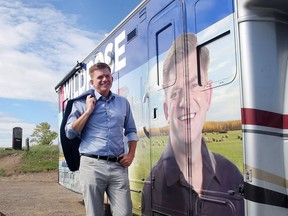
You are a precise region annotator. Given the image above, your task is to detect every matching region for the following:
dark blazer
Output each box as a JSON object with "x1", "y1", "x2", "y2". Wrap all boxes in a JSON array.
[{"x1": 60, "y1": 89, "x2": 95, "y2": 171}]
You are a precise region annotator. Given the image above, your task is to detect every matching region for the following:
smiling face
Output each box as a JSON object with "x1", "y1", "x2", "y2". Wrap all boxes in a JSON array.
[
  {"x1": 163, "y1": 34, "x2": 211, "y2": 157},
  {"x1": 90, "y1": 66, "x2": 113, "y2": 98}
]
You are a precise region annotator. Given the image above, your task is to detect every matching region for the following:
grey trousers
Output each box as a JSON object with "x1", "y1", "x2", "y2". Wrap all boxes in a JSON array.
[{"x1": 79, "y1": 156, "x2": 133, "y2": 216}]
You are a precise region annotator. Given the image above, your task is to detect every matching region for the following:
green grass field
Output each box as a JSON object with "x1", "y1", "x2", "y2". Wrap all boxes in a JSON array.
[
  {"x1": 20, "y1": 145, "x2": 59, "y2": 173},
  {"x1": 205, "y1": 130, "x2": 243, "y2": 172},
  {"x1": 0, "y1": 145, "x2": 58, "y2": 176}
]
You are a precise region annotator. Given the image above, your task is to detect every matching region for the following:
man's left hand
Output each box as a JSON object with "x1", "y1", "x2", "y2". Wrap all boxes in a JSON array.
[{"x1": 119, "y1": 154, "x2": 134, "y2": 168}]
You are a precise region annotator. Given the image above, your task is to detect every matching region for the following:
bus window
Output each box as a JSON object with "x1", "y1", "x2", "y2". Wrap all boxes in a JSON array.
[
  {"x1": 156, "y1": 24, "x2": 176, "y2": 88},
  {"x1": 197, "y1": 31, "x2": 237, "y2": 88}
]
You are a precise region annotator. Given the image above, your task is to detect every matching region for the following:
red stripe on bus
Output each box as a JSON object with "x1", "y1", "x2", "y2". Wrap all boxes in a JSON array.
[{"x1": 241, "y1": 108, "x2": 288, "y2": 129}]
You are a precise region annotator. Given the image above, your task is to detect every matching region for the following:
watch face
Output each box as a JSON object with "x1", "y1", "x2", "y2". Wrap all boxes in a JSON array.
[{"x1": 13, "y1": 127, "x2": 23, "y2": 139}]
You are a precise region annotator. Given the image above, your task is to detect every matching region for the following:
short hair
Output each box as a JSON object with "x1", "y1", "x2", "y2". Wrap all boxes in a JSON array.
[
  {"x1": 162, "y1": 33, "x2": 209, "y2": 87},
  {"x1": 89, "y1": 62, "x2": 111, "y2": 76}
]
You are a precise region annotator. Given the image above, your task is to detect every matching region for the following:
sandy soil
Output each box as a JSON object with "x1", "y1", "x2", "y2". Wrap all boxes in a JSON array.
[{"x1": 0, "y1": 153, "x2": 85, "y2": 216}]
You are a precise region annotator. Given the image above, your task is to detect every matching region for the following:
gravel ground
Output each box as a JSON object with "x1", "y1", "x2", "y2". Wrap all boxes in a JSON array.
[{"x1": 0, "y1": 154, "x2": 85, "y2": 216}]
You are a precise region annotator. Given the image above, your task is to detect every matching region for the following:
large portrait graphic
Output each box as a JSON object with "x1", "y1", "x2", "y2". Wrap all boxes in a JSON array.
[{"x1": 141, "y1": 33, "x2": 244, "y2": 216}]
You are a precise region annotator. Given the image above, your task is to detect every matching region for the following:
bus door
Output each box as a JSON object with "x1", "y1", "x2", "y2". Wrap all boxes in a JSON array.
[
  {"x1": 192, "y1": 0, "x2": 244, "y2": 215},
  {"x1": 143, "y1": 0, "x2": 244, "y2": 215},
  {"x1": 145, "y1": 0, "x2": 187, "y2": 215}
]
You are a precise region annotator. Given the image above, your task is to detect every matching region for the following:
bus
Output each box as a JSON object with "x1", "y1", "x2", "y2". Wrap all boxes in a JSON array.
[{"x1": 55, "y1": 0, "x2": 288, "y2": 215}]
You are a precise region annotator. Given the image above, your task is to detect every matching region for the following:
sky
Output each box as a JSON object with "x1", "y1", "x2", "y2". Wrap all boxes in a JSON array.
[{"x1": 0, "y1": 0, "x2": 143, "y2": 148}]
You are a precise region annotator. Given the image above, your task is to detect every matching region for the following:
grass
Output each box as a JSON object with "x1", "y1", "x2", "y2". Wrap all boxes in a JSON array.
[
  {"x1": 0, "y1": 148, "x2": 19, "y2": 157},
  {"x1": 0, "y1": 145, "x2": 59, "y2": 175},
  {"x1": 0, "y1": 169, "x2": 5, "y2": 176},
  {"x1": 20, "y1": 145, "x2": 59, "y2": 173},
  {"x1": 205, "y1": 130, "x2": 243, "y2": 172}
]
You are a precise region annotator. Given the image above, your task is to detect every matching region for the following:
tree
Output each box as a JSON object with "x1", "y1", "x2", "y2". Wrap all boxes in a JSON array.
[{"x1": 30, "y1": 122, "x2": 58, "y2": 145}]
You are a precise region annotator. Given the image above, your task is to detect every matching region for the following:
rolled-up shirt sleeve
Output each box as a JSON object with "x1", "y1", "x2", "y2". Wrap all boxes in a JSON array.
[
  {"x1": 126, "y1": 132, "x2": 138, "y2": 143},
  {"x1": 65, "y1": 100, "x2": 83, "y2": 139},
  {"x1": 124, "y1": 100, "x2": 139, "y2": 142}
]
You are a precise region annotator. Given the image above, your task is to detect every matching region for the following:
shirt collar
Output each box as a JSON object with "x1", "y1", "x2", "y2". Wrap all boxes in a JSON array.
[
  {"x1": 162, "y1": 139, "x2": 221, "y2": 187},
  {"x1": 94, "y1": 90, "x2": 115, "y2": 101},
  {"x1": 201, "y1": 139, "x2": 221, "y2": 186},
  {"x1": 94, "y1": 90, "x2": 101, "y2": 100}
]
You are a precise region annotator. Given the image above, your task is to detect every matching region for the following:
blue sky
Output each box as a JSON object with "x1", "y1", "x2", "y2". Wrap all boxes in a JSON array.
[{"x1": 0, "y1": 0, "x2": 142, "y2": 147}]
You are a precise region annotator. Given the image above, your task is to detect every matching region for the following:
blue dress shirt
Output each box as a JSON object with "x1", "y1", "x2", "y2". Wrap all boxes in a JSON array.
[{"x1": 65, "y1": 90, "x2": 138, "y2": 157}]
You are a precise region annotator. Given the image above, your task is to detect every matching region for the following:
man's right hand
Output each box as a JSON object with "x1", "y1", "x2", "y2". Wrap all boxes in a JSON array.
[
  {"x1": 71, "y1": 95, "x2": 96, "y2": 132},
  {"x1": 86, "y1": 94, "x2": 96, "y2": 114}
]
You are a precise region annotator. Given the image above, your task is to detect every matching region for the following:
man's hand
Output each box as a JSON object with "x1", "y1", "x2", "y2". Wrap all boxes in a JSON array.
[
  {"x1": 71, "y1": 94, "x2": 96, "y2": 132},
  {"x1": 118, "y1": 141, "x2": 137, "y2": 168},
  {"x1": 119, "y1": 153, "x2": 134, "y2": 168},
  {"x1": 86, "y1": 94, "x2": 96, "y2": 114}
]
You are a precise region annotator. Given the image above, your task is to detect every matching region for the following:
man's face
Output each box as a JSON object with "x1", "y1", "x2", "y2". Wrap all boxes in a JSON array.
[
  {"x1": 164, "y1": 51, "x2": 212, "y2": 150},
  {"x1": 90, "y1": 67, "x2": 113, "y2": 97}
]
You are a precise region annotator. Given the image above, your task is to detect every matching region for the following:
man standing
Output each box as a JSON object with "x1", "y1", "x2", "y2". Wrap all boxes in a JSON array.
[{"x1": 65, "y1": 62, "x2": 138, "y2": 216}]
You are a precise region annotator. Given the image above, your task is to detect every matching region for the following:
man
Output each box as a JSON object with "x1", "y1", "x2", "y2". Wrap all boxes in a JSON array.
[
  {"x1": 142, "y1": 33, "x2": 244, "y2": 215},
  {"x1": 65, "y1": 62, "x2": 138, "y2": 216}
]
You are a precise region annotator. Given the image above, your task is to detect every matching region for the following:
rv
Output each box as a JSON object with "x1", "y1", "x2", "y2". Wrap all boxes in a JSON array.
[{"x1": 55, "y1": 0, "x2": 288, "y2": 215}]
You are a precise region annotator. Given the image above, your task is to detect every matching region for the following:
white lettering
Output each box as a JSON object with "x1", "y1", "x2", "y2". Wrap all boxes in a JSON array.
[
  {"x1": 105, "y1": 43, "x2": 114, "y2": 72},
  {"x1": 86, "y1": 60, "x2": 94, "y2": 89},
  {"x1": 114, "y1": 30, "x2": 126, "y2": 72},
  {"x1": 64, "y1": 80, "x2": 71, "y2": 100},
  {"x1": 63, "y1": 30, "x2": 127, "y2": 100},
  {"x1": 95, "y1": 52, "x2": 104, "y2": 63},
  {"x1": 73, "y1": 74, "x2": 79, "y2": 97},
  {"x1": 78, "y1": 69, "x2": 87, "y2": 94}
]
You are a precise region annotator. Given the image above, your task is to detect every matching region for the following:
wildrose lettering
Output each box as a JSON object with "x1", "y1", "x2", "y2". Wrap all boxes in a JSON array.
[{"x1": 62, "y1": 30, "x2": 127, "y2": 101}]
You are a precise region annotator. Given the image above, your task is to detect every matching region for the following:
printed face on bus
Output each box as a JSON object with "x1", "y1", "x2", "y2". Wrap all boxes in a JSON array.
[
  {"x1": 163, "y1": 50, "x2": 212, "y2": 154},
  {"x1": 90, "y1": 67, "x2": 113, "y2": 98}
]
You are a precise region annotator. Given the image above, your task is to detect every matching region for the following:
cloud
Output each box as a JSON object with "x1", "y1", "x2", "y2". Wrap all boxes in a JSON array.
[
  {"x1": 0, "y1": 0, "x2": 106, "y2": 147},
  {"x1": 0, "y1": 0, "x2": 103, "y2": 103}
]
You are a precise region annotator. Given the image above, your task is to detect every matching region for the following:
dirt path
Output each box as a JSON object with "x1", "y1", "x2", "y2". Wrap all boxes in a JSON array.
[
  {"x1": 0, "y1": 171, "x2": 85, "y2": 216},
  {"x1": 0, "y1": 154, "x2": 85, "y2": 216}
]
